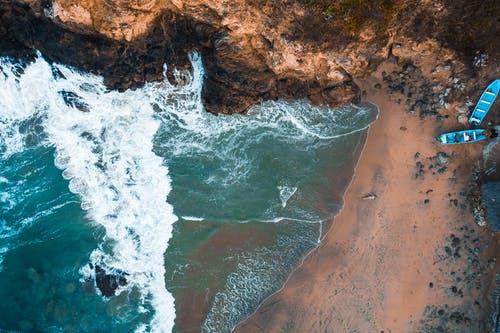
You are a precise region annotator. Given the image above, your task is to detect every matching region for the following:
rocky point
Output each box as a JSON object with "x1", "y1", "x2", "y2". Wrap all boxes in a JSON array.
[{"x1": 2, "y1": 0, "x2": 497, "y2": 114}]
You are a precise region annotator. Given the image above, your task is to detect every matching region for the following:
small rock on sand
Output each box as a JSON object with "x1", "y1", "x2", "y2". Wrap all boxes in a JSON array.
[
  {"x1": 436, "y1": 152, "x2": 449, "y2": 165},
  {"x1": 362, "y1": 193, "x2": 377, "y2": 200}
]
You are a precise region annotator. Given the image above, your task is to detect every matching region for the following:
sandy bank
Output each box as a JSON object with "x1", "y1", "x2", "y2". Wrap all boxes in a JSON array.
[{"x1": 235, "y1": 62, "x2": 500, "y2": 332}]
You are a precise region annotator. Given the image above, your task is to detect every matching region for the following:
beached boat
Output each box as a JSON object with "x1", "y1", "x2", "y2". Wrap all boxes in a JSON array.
[
  {"x1": 469, "y1": 79, "x2": 500, "y2": 126},
  {"x1": 437, "y1": 129, "x2": 489, "y2": 145}
]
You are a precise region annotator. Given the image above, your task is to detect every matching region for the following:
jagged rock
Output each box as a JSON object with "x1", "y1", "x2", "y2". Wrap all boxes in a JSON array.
[
  {"x1": 0, "y1": 0, "x2": 366, "y2": 114},
  {"x1": 59, "y1": 91, "x2": 90, "y2": 112},
  {"x1": 94, "y1": 264, "x2": 128, "y2": 297},
  {"x1": 2, "y1": 0, "x2": 498, "y2": 115}
]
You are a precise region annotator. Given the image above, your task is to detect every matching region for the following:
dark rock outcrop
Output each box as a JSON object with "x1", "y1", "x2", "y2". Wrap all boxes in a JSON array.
[
  {"x1": 0, "y1": 0, "x2": 369, "y2": 114},
  {"x1": 94, "y1": 264, "x2": 128, "y2": 297},
  {"x1": 1, "y1": 0, "x2": 498, "y2": 114}
]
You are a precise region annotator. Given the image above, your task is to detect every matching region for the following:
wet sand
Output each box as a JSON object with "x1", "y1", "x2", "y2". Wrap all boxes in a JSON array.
[{"x1": 235, "y1": 63, "x2": 500, "y2": 332}]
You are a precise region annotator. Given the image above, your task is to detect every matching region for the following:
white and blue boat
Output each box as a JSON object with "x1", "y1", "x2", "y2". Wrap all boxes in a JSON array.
[
  {"x1": 469, "y1": 79, "x2": 500, "y2": 126},
  {"x1": 437, "y1": 129, "x2": 489, "y2": 145}
]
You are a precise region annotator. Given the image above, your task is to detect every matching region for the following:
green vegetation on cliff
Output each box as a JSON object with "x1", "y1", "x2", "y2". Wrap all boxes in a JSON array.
[{"x1": 305, "y1": 0, "x2": 398, "y2": 34}]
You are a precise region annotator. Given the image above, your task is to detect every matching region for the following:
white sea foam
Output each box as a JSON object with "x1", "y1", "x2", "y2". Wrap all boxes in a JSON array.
[
  {"x1": 0, "y1": 57, "x2": 46, "y2": 157},
  {"x1": 0, "y1": 51, "x2": 378, "y2": 332},
  {"x1": 153, "y1": 59, "x2": 377, "y2": 223},
  {"x1": 277, "y1": 185, "x2": 297, "y2": 208},
  {"x1": 0, "y1": 54, "x2": 182, "y2": 332},
  {"x1": 202, "y1": 227, "x2": 318, "y2": 333},
  {"x1": 180, "y1": 216, "x2": 205, "y2": 221}
]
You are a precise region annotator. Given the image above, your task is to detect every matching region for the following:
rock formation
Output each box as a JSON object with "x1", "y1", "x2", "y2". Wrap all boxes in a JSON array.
[
  {"x1": 1, "y1": 0, "x2": 498, "y2": 114},
  {"x1": 93, "y1": 264, "x2": 128, "y2": 297}
]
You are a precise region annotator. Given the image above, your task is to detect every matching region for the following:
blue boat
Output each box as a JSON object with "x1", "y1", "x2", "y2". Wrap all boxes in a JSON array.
[
  {"x1": 437, "y1": 129, "x2": 489, "y2": 145},
  {"x1": 469, "y1": 79, "x2": 500, "y2": 126}
]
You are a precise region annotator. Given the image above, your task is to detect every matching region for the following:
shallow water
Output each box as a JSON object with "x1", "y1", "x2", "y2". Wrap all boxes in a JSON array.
[
  {"x1": 481, "y1": 181, "x2": 500, "y2": 231},
  {"x1": 0, "y1": 53, "x2": 377, "y2": 332}
]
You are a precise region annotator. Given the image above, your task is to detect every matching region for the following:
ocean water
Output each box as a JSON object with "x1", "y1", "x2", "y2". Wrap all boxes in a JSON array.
[{"x1": 0, "y1": 53, "x2": 377, "y2": 332}]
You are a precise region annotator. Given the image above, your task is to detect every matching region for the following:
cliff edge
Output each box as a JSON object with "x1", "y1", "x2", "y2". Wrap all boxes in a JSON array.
[{"x1": 2, "y1": 0, "x2": 497, "y2": 114}]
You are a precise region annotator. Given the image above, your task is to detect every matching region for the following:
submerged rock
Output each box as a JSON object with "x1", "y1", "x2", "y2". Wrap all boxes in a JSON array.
[
  {"x1": 94, "y1": 264, "x2": 128, "y2": 297},
  {"x1": 480, "y1": 181, "x2": 500, "y2": 231},
  {"x1": 59, "y1": 90, "x2": 90, "y2": 112}
]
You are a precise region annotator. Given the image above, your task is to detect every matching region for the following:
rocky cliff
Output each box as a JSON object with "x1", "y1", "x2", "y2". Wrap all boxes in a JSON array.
[{"x1": 2, "y1": 0, "x2": 497, "y2": 114}]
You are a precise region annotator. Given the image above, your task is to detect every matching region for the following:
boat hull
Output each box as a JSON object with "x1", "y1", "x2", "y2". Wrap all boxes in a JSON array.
[
  {"x1": 469, "y1": 79, "x2": 500, "y2": 126},
  {"x1": 438, "y1": 129, "x2": 487, "y2": 145}
]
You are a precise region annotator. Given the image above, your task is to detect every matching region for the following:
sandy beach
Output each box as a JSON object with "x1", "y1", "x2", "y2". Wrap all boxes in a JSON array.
[
  {"x1": 1, "y1": 1, "x2": 499, "y2": 332},
  {"x1": 235, "y1": 61, "x2": 500, "y2": 332}
]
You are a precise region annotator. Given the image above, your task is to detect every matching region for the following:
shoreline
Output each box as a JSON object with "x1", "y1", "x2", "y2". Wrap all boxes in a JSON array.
[
  {"x1": 319, "y1": 101, "x2": 380, "y2": 243},
  {"x1": 235, "y1": 61, "x2": 500, "y2": 332},
  {"x1": 225, "y1": 103, "x2": 377, "y2": 332},
  {"x1": 166, "y1": 101, "x2": 378, "y2": 332},
  {"x1": 0, "y1": 1, "x2": 499, "y2": 331}
]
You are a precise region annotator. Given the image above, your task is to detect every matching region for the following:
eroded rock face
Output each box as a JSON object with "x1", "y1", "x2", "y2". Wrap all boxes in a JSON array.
[
  {"x1": 0, "y1": 0, "x2": 498, "y2": 114},
  {"x1": 0, "y1": 0, "x2": 371, "y2": 113}
]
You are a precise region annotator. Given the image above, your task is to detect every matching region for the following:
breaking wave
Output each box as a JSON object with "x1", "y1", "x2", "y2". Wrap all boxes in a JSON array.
[
  {"x1": 0, "y1": 53, "x2": 180, "y2": 332},
  {"x1": 0, "y1": 51, "x2": 377, "y2": 332}
]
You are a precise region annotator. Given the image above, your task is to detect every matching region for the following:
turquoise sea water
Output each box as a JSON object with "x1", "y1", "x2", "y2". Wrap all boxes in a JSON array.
[{"x1": 0, "y1": 53, "x2": 377, "y2": 332}]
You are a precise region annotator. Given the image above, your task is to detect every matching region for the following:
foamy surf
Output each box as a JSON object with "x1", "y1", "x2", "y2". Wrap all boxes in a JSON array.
[
  {"x1": 278, "y1": 185, "x2": 298, "y2": 208},
  {"x1": 153, "y1": 62, "x2": 378, "y2": 223},
  {"x1": 0, "y1": 54, "x2": 179, "y2": 332},
  {"x1": 151, "y1": 55, "x2": 377, "y2": 332},
  {"x1": 0, "y1": 50, "x2": 378, "y2": 333},
  {"x1": 0, "y1": 58, "x2": 46, "y2": 157}
]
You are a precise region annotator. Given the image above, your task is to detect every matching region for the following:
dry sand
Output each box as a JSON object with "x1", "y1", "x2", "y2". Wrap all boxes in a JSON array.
[{"x1": 235, "y1": 63, "x2": 500, "y2": 333}]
